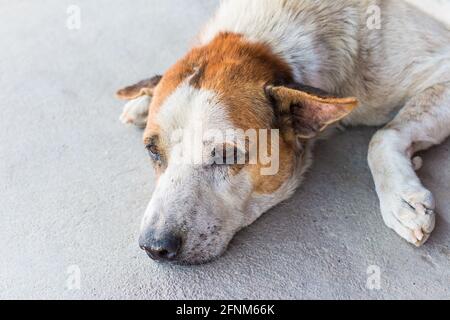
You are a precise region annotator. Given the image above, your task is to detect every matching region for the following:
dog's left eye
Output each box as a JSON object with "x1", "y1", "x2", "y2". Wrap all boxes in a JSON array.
[
  {"x1": 146, "y1": 144, "x2": 161, "y2": 161},
  {"x1": 210, "y1": 147, "x2": 227, "y2": 166},
  {"x1": 211, "y1": 145, "x2": 244, "y2": 166}
]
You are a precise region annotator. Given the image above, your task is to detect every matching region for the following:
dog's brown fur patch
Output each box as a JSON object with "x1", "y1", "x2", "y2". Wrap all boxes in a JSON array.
[
  {"x1": 144, "y1": 33, "x2": 322, "y2": 194},
  {"x1": 116, "y1": 76, "x2": 162, "y2": 100}
]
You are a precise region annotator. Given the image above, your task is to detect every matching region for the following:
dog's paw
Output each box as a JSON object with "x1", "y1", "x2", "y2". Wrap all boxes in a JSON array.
[
  {"x1": 380, "y1": 186, "x2": 436, "y2": 247},
  {"x1": 119, "y1": 95, "x2": 151, "y2": 128}
]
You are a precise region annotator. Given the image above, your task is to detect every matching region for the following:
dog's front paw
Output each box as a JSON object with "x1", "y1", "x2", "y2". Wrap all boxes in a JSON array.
[
  {"x1": 380, "y1": 186, "x2": 436, "y2": 246},
  {"x1": 119, "y1": 95, "x2": 151, "y2": 128}
]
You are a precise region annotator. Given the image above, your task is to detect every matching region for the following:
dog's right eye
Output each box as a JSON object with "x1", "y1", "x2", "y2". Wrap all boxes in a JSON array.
[{"x1": 146, "y1": 144, "x2": 161, "y2": 161}]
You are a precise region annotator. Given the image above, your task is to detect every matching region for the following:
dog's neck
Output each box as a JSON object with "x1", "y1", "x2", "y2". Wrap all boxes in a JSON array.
[{"x1": 199, "y1": 0, "x2": 360, "y2": 93}]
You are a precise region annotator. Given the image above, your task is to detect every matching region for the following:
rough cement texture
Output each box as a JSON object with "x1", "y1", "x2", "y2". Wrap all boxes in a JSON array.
[{"x1": 0, "y1": 0, "x2": 449, "y2": 300}]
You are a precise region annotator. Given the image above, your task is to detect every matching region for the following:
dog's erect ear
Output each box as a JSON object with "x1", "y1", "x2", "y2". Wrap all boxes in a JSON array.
[
  {"x1": 265, "y1": 85, "x2": 358, "y2": 139},
  {"x1": 116, "y1": 75, "x2": 162, "y2": 100}
]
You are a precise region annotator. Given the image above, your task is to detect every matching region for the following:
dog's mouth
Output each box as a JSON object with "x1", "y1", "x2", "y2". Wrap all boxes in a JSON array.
[{"x1": 140, "y1": 248, "x2": 222, "y2": 266}]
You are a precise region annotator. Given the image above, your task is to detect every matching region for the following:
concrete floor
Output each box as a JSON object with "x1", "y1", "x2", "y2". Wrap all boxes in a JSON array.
[{"x1": 1, "y1": 0, "x2": 449, "y2": 300}]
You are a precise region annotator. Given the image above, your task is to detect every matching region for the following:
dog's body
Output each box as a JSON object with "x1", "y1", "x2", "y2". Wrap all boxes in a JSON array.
[{"x1": 118, "y1": 0, "x2": 450, "y2": 264}]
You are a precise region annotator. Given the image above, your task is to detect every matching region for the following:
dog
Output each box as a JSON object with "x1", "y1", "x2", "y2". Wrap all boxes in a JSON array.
[{"x1": 116, "y1": 0, "x2": 450, "y2": 264}]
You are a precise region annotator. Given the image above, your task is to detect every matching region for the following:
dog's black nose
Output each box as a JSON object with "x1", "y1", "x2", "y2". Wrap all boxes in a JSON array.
[{"x1": 139, "y1": 232, "x2": 182, "y2": 262}]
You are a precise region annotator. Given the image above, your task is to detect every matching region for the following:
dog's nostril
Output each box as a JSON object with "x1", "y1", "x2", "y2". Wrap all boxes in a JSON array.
[
  {"x1": 140, "y1": 234, "x2": 182, "y2": 262},
  {"x1": 144, "y1": 247, "x2": 177, "y2": 261}
]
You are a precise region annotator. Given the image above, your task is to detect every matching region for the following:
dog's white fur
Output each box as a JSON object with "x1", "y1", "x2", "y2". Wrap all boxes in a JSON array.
[
  {"x1": 121, "y1": 0, "x2": 450, "y2": 262},
  {"x1": 200, "y1": 0, "x2": 450, "y2": 247},
  {"x1": 140, "y1": 84, "x2": 246, "y2": 260}
]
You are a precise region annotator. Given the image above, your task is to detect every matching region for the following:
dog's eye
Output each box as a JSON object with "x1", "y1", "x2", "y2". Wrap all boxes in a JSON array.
[
  {"x1": 211, "y1": 148, "x2": 225, "y2": 166},
  {"x1": 211, "y1": 145, "x2": 244, "y2": 166},
  {"x1": 146, "y1": 144, "x2": 161, "y2": 161}
]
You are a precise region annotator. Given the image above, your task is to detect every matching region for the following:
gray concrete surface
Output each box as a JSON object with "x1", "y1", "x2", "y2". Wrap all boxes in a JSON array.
[{"x1": 0, "y1": 0, "x2": 449, "y2": 300}]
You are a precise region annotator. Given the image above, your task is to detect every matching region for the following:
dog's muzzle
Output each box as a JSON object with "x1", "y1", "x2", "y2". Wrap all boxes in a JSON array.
[{"x1": 139, "y1": 230, "x2": 182, "y2": 262}]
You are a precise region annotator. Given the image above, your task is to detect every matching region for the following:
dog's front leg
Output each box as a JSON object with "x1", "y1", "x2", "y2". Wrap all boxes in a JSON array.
[
  {"x1": 119, "y1": 95, "x2": 152, "y2": 128},
  {"x1": 116, "y1": 75, "x2": 162, "y2": 128},
  {"x1": 368, "y1": 82, "x2": 450, "y2": 246}
]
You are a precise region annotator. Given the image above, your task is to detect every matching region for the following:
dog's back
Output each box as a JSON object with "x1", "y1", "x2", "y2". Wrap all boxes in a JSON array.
[{"x1": 200, "y1": 0, "x2": 450, "y2": 125}]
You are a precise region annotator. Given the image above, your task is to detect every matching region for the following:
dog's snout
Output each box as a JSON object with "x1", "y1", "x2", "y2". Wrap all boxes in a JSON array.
[{"x1": 139, "y1": 232, "x2": 182, "y2": 262}]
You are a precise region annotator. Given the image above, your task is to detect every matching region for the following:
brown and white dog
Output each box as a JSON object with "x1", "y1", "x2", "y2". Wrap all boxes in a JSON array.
[{"x1": 116, "y1": 0, "x2": 450, "y2": 264}]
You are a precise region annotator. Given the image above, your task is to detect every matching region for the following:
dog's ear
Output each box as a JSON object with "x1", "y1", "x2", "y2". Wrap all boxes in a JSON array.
[
  {"x1": 265, "y1": 84, "x2": 358, "y2": 140},
  {"x1": 116, "y1": 75, "x2": 162, "y2": 100}
]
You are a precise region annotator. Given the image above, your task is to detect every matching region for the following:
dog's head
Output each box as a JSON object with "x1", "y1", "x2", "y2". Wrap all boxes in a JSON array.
[{"x1": 117, "y1": 33, "x2": 357, "y2": 264}]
